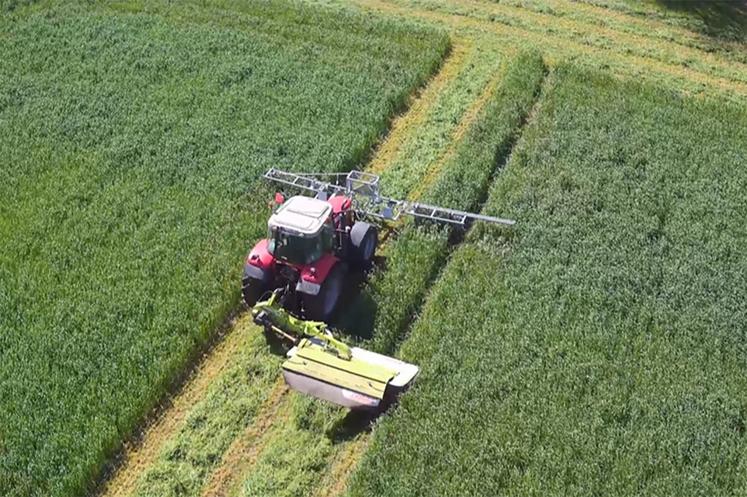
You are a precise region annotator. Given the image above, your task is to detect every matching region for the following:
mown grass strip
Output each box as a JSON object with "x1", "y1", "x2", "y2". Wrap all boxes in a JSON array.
[
  {"x1": 500, "y1": 0, "x2": 747, "y2": 65},
  {"x1": 201, "y1": 381, "x2": 292, "y2": 497},
  {"x1": 415, "y1": 0, "x2": 747, "y2": 85},
  {"x1": 99, "y1": 311, "x2": 246, "y2": 497},
  {"x1": 354, "y1": 0, "x2": 747, "y2": 100},
  {"x1": 578, "y1": 0, "x2": 747, "y2": 43},
  {"x1": 348, "y1": 62, "x2": 747, "y2": 497},
  {"x1": 367, "y1": 37, "x2": 472, "y2": 175},
  {"x1": 126, "y1": 327, "x2": 281, "y2": 497}
]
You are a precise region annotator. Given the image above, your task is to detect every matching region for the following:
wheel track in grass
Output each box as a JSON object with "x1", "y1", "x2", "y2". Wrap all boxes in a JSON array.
[
  {"x1": 311, "y1": 436, "x2": 370, "y2": 497},
  {"x1": 200, "y1": 379, "x2": 291, "y2": 497},
  {"x1": 368, "y1": 38, "x2": 472, "y2": 175},
  {"x1": 353, "y1": 0, "x2": 747, "y2": 99}
]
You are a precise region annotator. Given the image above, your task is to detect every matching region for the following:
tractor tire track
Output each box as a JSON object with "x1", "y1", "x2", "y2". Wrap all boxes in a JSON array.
[{"x1": 201, "y1": 379, "x2": 291, "y2": 497}]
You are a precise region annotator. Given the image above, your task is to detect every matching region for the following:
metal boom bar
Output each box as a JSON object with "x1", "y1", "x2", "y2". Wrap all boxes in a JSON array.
[{"x1": 263, "y1": 168, "x2": 515, "y2": 227}]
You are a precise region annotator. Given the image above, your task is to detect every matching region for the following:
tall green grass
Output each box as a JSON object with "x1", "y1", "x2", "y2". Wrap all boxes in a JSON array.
[
  {"x1": 348, "y1": 64, "x2": 747, "y2": 497},
  {"x1": 0, "y1": 2, "x2": 447, "y2": 496}
]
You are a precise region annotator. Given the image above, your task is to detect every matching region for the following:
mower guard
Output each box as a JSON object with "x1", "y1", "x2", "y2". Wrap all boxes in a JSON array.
[{"x1": 282, "y1": 339, "x2": 419, "y2": 410}]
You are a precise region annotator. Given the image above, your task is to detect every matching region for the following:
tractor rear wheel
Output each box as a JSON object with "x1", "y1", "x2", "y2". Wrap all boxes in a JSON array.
[
  {"x1": 304, "y1": 263, "x2": 346, "y2": 321},
  {"x1": 350, "y1": 222, "x2": 378, "y2": 266}
]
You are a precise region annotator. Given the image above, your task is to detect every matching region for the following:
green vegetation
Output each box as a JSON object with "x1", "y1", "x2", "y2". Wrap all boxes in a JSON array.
[
  {"x1": 348, "y1": 64, "x2": 747, "y2": 497},
  {"x1": 0, "y1": 2, "x2": 447, "y2": 496},
  {"x1": 583, "y1": 0, "x2": 747, "y2": 42},
  {"x1": 352, "y1": 49, "x2": 546, "y2": 356},
  {"x1": 131, "y1": 320, "x2": 280, "y2": 497}
]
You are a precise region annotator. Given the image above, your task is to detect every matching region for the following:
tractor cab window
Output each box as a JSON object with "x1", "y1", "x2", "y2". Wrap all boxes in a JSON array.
[{"x1": 268, "y1": 227, "x2": 324, "y2": 265}]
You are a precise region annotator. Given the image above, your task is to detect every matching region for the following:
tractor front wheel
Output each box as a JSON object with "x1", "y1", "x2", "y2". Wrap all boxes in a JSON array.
[{"x1": 304, "y1": 263, "x2": 346, "y2": 321}]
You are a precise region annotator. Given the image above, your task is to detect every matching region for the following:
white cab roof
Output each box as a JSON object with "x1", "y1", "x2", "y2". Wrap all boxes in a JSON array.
[{"x1": 268, "y1": 195, "x2": 331, "y2": 236}]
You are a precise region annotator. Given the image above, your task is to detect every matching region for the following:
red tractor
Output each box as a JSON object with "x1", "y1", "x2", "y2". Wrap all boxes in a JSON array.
[
  {"x1": 243, "y1": 192, "x2": 377, "y2": 320},
  {"x1": 242, "y1": 168, "x2": 515, "y2": 320}
]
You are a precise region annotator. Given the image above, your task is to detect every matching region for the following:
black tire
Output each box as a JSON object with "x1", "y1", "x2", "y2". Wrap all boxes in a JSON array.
[
  {"x1": 242, "y1": 264, "x2": 269, "y2": 306},
  {"x1": 350, "y1": 222, "x2": 378, "y2": 266},
  {"x1": 304, "y1": 263, "x2": 346, "y2": 321}
]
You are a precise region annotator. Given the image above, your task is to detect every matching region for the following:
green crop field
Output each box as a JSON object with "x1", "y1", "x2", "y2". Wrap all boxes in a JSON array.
[
  {"x1": 4, "y1": 1, "x2": 747, "y2": 497},
  {"x1": 349, "y1": 64, "x2": 747, "y2": 497},
  {"x1": 0, "y1": 2, "x2": 446, "y2": 496}
]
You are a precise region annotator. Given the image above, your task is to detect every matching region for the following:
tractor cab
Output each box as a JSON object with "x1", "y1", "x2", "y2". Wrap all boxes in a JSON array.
[{"x1": 267, "y1": 195, "x2": 334, "y2": 265}]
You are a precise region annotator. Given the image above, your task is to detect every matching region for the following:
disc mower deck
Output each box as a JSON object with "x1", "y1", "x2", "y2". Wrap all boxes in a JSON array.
[{"x1": 283, "y1": 339, "x2": 419, "y2": 410}]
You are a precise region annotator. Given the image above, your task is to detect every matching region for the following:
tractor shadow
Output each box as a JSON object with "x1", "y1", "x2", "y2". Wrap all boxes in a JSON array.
[
  {"x1": 325, "y1": 393, "x2": 405, "y2": 443},
  {"x1": 326, "y1": 409, "x2": 376, "y2": 443},
  {"x1": 327, "y1": 253, "x2": 387, "y2": 341}
]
